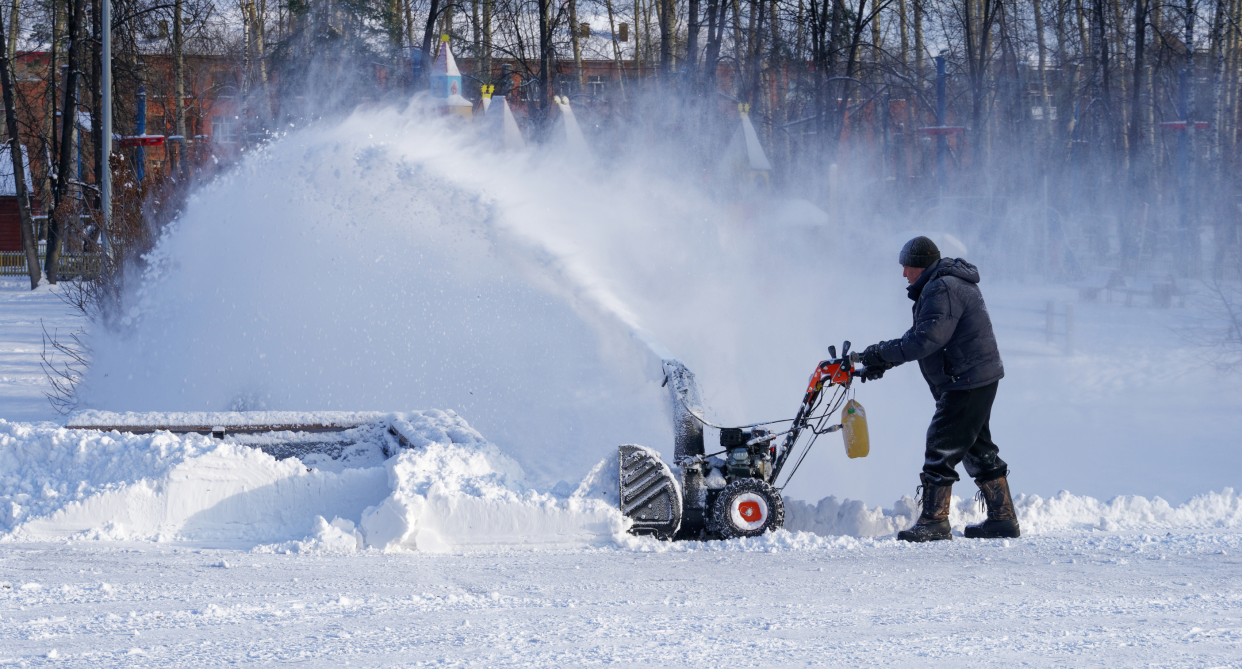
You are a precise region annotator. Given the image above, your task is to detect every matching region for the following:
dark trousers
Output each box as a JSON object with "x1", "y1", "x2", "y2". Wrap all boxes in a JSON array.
[{"x1": 923, "y1": 381, "x2": 1008, "y2": 486}]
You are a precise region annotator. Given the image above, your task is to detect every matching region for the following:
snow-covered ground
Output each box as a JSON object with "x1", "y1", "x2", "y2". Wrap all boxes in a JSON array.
[
  {"x1": 1, "y1": 384, "x2": 1240, "y2": 665},
  {"x1": 3, "y1": 533, "x2": 1241, "y2": 666},
  {"x1": 0, "y1": 279, "x2": 81, "y2": 424}
]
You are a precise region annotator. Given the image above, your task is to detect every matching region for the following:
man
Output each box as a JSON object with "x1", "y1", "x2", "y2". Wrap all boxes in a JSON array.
[{"x1": 859, "y1": 236, "x2": 1020, "y2": 542}]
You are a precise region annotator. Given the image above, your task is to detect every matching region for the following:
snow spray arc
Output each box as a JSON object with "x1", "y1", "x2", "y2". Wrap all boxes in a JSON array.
[{"x1": 80, "y1": 102, "x2": 854, "y2": 494}]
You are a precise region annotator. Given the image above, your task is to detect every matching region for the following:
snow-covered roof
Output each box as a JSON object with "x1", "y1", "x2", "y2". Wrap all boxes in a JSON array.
[
  {"x1": 485, "y1": 95, "x2": 526, "y2": 150},
  {"x1": 739, "y1": 113, "x2": 772, "y2": 172},
  {"x1": 429, "y1": 36, "x2": 471, "y2": 106},
  {"x1": 431, "y1": 36, "x2": 461, "y2": 78},
  {"x1": 0, "y1": 144, "x2": 32, "y2": 197}
]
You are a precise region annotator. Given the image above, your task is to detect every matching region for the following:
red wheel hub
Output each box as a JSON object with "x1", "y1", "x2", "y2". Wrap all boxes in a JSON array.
[{"x1": 738, "y1": 500, "x2": 762, "y2": 521}]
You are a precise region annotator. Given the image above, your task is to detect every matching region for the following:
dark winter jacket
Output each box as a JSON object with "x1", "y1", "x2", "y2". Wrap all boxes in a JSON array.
[{"x1": 876, "y1": 258, "x2": 1004, "y2": 398}]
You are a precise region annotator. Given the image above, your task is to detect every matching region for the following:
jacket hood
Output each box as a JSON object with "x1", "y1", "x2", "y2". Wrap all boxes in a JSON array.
[
  {"x1": 907, "y1": 258, "x2": 980, "y2": 300},
  {"x1": 935, "y1": 257, "x2": 980, "y2": 283}
]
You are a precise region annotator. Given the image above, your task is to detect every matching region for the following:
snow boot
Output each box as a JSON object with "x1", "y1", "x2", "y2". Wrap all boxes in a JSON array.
[
  {"x1": 897, "y1": 474, "x2": 953, "y2": 542},
  {"x1": 964, "y1": 475, "x2": 1021, "y2": 539}
]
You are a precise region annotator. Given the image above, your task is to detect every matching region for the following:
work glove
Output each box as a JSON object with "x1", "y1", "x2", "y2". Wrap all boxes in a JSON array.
[
  {"x1": 859, "y1": 344, "x2": 886, "y2": 369},
  {"x1": 860, "y1": 364, "x2": 888, "y2": 383}
]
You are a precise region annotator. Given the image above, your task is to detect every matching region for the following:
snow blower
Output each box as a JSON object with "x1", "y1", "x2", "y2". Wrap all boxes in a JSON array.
[{"x1": 620, "y1": 342, "x2": 873, "y2": 541}]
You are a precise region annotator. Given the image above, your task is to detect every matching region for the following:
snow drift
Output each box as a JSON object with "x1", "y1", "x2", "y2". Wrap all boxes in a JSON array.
[
  {"x1": 0, "y1": 412, "x2": 627, "y2": 551},
  {"x1": 3, "y1": 413, "x2": 1239, "y2": 550},
  {"x1": 783, "y1": 488, "x2": 1242, "y2": 537}
]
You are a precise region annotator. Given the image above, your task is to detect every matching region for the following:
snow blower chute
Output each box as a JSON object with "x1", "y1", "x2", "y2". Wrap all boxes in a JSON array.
[{"x1": 620, "y1": 342, "x2": 873, "y2": 540}]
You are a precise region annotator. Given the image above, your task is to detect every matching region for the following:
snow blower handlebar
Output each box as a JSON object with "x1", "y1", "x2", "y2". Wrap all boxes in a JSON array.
[
  {"x1": 801, "y1": 345, "x2": 861, "y2": 401},
  {"x1": 769, "y1": 341, "x2": 866, "y2": 485}
]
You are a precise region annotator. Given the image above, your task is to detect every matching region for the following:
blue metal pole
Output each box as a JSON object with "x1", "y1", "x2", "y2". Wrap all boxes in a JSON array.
[
  {"x1": 136, "y1": 86, "x2": 146, "y2": 183},
  {"x1": 935, "y1": 56, "x2": 947, "y2": 198},
  {"x1": 101, "y1": 0, "x2": 111, "y2": 256}
]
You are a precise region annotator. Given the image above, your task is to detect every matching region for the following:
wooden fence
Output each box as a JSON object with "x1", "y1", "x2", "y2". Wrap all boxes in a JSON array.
[{"x1": 0, "y1": 251, "x2": 102, "y2": 279}]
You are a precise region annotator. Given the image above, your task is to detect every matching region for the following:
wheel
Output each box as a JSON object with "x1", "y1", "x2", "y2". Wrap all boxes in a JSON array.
[{"x1": 708, "y1": 479, "x2": 784, "y2": 539}]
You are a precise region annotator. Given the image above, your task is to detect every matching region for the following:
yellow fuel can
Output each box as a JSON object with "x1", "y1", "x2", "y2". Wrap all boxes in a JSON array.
[{"x1": 841, "y1": 398, "x2": 870, "y2": 459}]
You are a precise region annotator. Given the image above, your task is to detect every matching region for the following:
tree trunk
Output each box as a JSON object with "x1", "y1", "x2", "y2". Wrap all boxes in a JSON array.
[
  {"x1": 823, "y1": 0, "x2": 844, "y2": 139},
  {"x1": 688, "y1": 0, "x2": 701, "y2": 76},
  {"x1": 914, "y1": 0, "x2": 922, "y2": 84},
  {"x1": 795, "y1": 0, "x2": 805, "y2": 62},
  {"x1": 1034, "y1": 0, "x2": 1049, "y2": 140},
  {"x1": 50, "y1": 0, "x2": 87, "y2": 284},
  {"x1": 570, "y1": 0, "x2": 583, "y2": 89},
  {"x1": 648, "y1": 0, "x2": 658, "y2": 77},
  {"x1": 250, "y1": 1, "x2": 269, "y2": 112},
  {"x1": 471, "y1": 0, "x2": 479, "y2": 61},
  {"x1": 481, "y1": 0, "x2": 491, "y2": 82},
  {"x1": 1210, "y1": 0, "x2": 1227, "y2": 276},
  {"x1": 242, "y1": 1, "x2": 252, "y2": 131},
  {"x1": 0, "y1": 11, "x2": 38, "y2": 288},
  {"x1": 703, "y1": 0, "x2": 723, "y2": 88},
  {"x1": 1053, "y1": 0, "x2": 1069, "y2": 149},
  {"x1": 419, "y1": 0, "x2": 442, "y2": 88},
  {"x1": 1210, "y1": 0, "x2": 1226, "y2": 170},
  {"x1": 605, "y1": 0, "x2": 627, "y2": 99},
  {"x1": 770, "y1": 0, "x2": 780, "y2": 83},
  {"x1": 871, "y1": 0, "x2": 881, "y2": 64},
  {"x1": 1094, "y1": 0, "x2": 1111, "y2": 157},
  {"x1": 44, "y1": 0, "x2": 60, "y2": 243},
  {"x1": 834, "y1": 0, "x2": 870, "y2": 148},
  {"x1": 174, "y1": 0, "x2": 187, "y2": 176},
  {"x1": 745, "y1": 0, "x2": 767, "y2": 104},
  {"x1": 732, "y1": 0, "x2": 744, "y2": 66},
  {"x1": 1228, "y1": 0, "x2": 1241, "y2": 171},
  {"x1": 898, "y1": 0, "x2": 907, "y2": 68},
  {"x1": 659, "y1": 0, "x2": 673, "y2": 75},
  {"x1": 6, "y1": 0, "x2": 16, "y2": 62},
  {"x1": 403, "y1": 0, "x2": 414, "y2": 51},
  {"x1": 1128, "y1": 0, "x2": 1147, "y2": 185},
  {"x1": 635, "y1": 0, "x2": 643, "y2": 77},
  {"x1": 1075, "y1": 0, "x2": 1090, "y2": 60},
  {"x1": 1182, "y1": 0, "x2": 1199, "y2": 276},
  {"x1": 90, "y1": 0, "x2": 100, "y2": 210},
  {"x1": 744, "y1": 0, "x2": 757, "y2": 98},
  {"x1": 539, "y1": 0, "x2": 550, "y2": 114},
  {"x1": 1111, "y1": 0, "x2": 1129, "y2": 156}
]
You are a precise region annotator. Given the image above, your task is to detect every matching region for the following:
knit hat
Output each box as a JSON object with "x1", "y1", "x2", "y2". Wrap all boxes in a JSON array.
[{"x1": 899, "y1": 236, "x2": 941, "y2": 268}]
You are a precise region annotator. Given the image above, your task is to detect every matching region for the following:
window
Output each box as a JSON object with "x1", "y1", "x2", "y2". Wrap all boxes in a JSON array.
[
  {"x1": 211, "y1": 115, "x2": 238, "y2": 143},
  {"x1": 1031, "y1": 104, "x2": 1057, "y2": 121},
  {"x1": 211, "y1": 70, "x2": 239, "y2": 95},
  {"x1": 587, "y1": 75, "x2": 607, "y2": 97}
]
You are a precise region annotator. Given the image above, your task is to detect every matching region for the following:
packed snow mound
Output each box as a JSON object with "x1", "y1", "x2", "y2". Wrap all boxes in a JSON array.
[
  {"x1": 253, "y1": 516, "x2": 366, "y2": 554},
  {"x1": 1012, "y1": 488, "x2": 1242, "y2": 533},
  {"x1": 783, "y1": 488, "x2": 1242, "y2": 537},
  {"x1": 0, "y1": 421, "x2": 389, "y2": 542},
  {"x1": 0, "y1": 412, "x2": 628, "y2": 550},
  {"x1": 359, "y1": 444, "x2": 625, "y2": 552}
]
